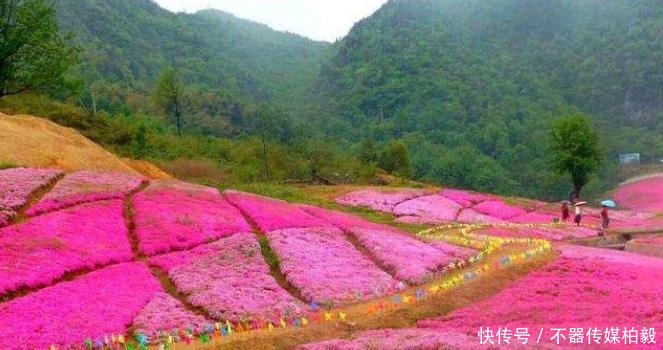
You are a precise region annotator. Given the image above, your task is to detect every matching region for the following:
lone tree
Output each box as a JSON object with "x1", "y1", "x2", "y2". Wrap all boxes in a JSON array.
[
  {"x1": 0, "y1": 0, "x2": 77, "y2": 98},
  {"x1": 550, "y1": 115, "x2": 602, "y2": 197},
  {"x1": 154, "y1": 68, "x2": 185, "y2": 136}
]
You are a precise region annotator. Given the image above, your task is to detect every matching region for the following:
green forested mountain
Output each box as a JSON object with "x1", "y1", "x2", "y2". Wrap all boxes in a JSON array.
[
  {"x1": 54, "y1": 0, "x2": 331, "y2": 135},
  {"x1": 39, "y1": 0, "x2": 663, "y2": 199},
  {"x1": 319, "y1": 0, "x2": 663, "y2": 198}
]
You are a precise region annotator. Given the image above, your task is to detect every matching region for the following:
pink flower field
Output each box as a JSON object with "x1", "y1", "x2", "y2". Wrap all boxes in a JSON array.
[
  {"x1": 26, "y1": 170, "x2": 144, "y2": 216},
  {"x1": 335, "y1": 188, "x2": 430, "y2": 213},
  {"x1": 472, "y1": 200, "x2": 528, "y2": 220},
  {"x1": 348, "y1": 227, "x2": 460, "y2": 284},
  {"x1": 224, "y1": 190, "x2": 327, "y2": 232},
  {"x1": 392, "y1": 194, "x2": 462, "y2": 224},
  {"x1": 0, "y1": 263, "x2": 161, "y2": 350},
  {"x1": 419, "y1": 245, "x2": 663, "y2": 345},
  {"x1": 298, "y1": 204, "x2": 471, "y2": 284},
  {"x1": 614, "y1": 175, "x2": 663, "y2": 212},
  {"x1": 266, "y1": 226, "x2": 397, "y2": 304},
  {"x1": 132, "y1": 292, "x2": 211, "y2": 338},
  {"x1": 149, "y1": 233, "x2": 303, "y2": 322},
  {"x1": 0, "y1": 200, "x2": 132, "y2": 296},
  {"x1": 439, "y1": 188, "x2": 496, "y2": 207},
  {"x1": 133, "y1": 181, "x2": 251, "y2": 255},
  {"x1": 2, "y1": 167, "x2": 662, "y2": 349},
  {"x1": 0, "y1": 168, "x2": 62, "y2": 226}
]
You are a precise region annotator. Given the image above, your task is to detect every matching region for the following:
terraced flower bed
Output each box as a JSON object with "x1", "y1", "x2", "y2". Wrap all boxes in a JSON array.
[
  {"x1": 266, "y1": 226, "x2": 397, "y2": 304},
  {"x1": 149, "y1": 233, "x2": 303, "y2": 322},
  {"x1": 0, "y1": 200, "x2": 132, "y2": 296},
  {"x1": 224, "y1": 190, "x2": 326, "y2": 232},
  {"x1": 26, "y1": 170, "x2": 144, "y2": 216},
  {"x1": 614, "y1": 175, "x2": 663, "y2": 212},
  {"x1": 0, "y1": 168, "x2": 62, "y2": 226},
  {"x1": 133, "y1": 181, "x2": 251, "y2": 255},
  {"x1": 132, "y1": 292, "x2": 211, "y2": 338},
  {"x1": 335, "y1": 188, "x2": 430, "y2": 213},
  {"x1": 299, "y1": 205, "x2": 473, "y2": 284},
  {"x1": 392, "y1": 194, "x2": 462, "y2": 224},
  {"x1": 0, "y1": 263, "x2": 161, "y2": 350},
  {"x1": 419, "y1": 245, "x2": 663, "y2": 340}
]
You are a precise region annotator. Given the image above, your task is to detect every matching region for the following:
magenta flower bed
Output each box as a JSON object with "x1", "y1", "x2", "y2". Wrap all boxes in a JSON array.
[
  {"x1": 348, "y1": 227, "x2": 457, "y2": 284},
  {"x1": 428, "y1": 241, "x2": 477, "y2": 261},
  {"x1": 0, "y1": 168, "x2": 62, "y2": 226},
  {"x1": 335, "y1": 188, "x2": 429, "y2": 213},
  {"x1": 298, "y1": 328, "x2": 483, "y2": 350},
  {"x1": 419, "y1": 245, "x2": 663, "y2": 337},
  {"x1": 299, "y1": 204, "x2": 461, "y2": 284},
  {"x1": 392, "y1": 195, "x2": 462, "y2": 224},
  {"x1": 508, "y1": 211, "x2": 558, "y2": 224},
  {"x1": 134, "y1": 181, "x2": 251, "y2": 255},
  {"x1": 456, "y1": 208, "x2": 504, "y2": 224},
  {"x1": 26, "y1": 170, "x2": 144, "y2": 216},
  {"x1": 224, "y1": 190, "x2": 326, "y2": 232},
  {"x1": 132, "y1": 292, "x2": 211, "y2": 337},
  {"x1": 149, "y1": 233, "x2": 302, "y2": 322},
  {"x1": 439, "y1": 188, "x2": 495, "y2": 207},
  {"x1": 0, "y1": 200, "x2": 132, "y2": 296},
  {"x1": 298, "y1": 204, "x2": 385, "y2": 231},
  {"x1": 0, "y1": 262, "x2": 161, "y2": 350},
  {"x1": 614, "y1": 175, "x2": 663, "y2": 212},
  {"x1": 472, "y1": 200, "x2": 528, "y2": 220},
  {"x1": 266, "y1": 227, "x2": 397, "y2": 304}
]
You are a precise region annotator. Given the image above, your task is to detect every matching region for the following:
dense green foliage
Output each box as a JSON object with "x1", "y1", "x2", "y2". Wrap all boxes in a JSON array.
[
  {"x1": 320, "y1": 0, "x2": 663, "y2": 199},
  {"x1": 5, "y1": 0, "x2": 662, "y2": 200},
  {"x1": 550, "y1": 116, "x2": 603, "y2": 195},
  {"x1": 0, "y1": 0, "x2": 77, "y2": 98}
]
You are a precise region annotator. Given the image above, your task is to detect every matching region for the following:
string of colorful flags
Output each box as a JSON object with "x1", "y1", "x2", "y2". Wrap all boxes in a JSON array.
[{"x1": 59, "y1": 223, "x2": 553, "y2": 350}]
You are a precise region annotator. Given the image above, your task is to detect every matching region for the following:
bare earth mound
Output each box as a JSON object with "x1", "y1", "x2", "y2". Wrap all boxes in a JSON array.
[{"x1": 0, "y1": 113, "x2": 167, "y2": 178}]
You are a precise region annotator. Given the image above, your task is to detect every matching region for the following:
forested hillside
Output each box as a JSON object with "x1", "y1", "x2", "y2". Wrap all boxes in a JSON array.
[
  {"x1": 319, "y1": 0, "x2": 663, "y2": 198},
  {"x1": 55, "y1": 0, "x2": 331, "y2": 136},
  {"x1": 27, "y1": 0, "x2": 663, "y2": 200}
]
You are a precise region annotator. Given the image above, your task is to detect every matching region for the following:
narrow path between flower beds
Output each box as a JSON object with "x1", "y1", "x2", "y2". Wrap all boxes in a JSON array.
[
  {"x1": 196, "y1": 240, "x2": 557, "y2": 350},
  {"x1": 10, "y1": 172, "x2": 64, "y2": 225},
  {"x1": 223, "y1": 194, "x2": 310, "y2": 304},
  {"x1": 342, "y1": 230, "x2": 406, "y2": 285},
  {"x1": 122, "y1": 183, "x2": 216, "y2": 321},
  {"x1": 123, "y1": 181, "x2": 150, "y2": 260}
]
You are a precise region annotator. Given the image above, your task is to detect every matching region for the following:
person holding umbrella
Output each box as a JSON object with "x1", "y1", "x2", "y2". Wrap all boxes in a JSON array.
[
  {"x1": 599, "y1": 199, "x2": 616, "y2": 235},
  {"x1": 573, "y1": 201, "x2": 587, "y2": 226}
]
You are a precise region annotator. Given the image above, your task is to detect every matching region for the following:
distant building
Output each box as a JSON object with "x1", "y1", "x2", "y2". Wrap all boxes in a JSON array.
[{"x1": 619, "y1": 153, "x2": 640, "y2": 165}]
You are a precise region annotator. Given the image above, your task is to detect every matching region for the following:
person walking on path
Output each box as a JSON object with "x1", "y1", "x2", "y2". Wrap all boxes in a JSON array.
[
  {"x1": 573, "y1": 202, "x2": 583, "y2": 226},
  {"x1": 561, "y1": 201, "x2": 570, "y2": 222},
  {"x1": 600, "y1": 205, "x2": 610, "y2": 235}
]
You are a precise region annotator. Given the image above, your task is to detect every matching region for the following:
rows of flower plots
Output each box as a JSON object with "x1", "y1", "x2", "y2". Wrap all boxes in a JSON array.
[
  {"x1": 26, "y1": 170, "x2": 145, "y2": 216},
  {"x1": 0, "y1": 263, "x2": 162, "y2": 350},
  {"x1": 0, "y1": 168, "x2": 62, "y2": 226},
  {"x1": 149, "y1": 232, "x2": 303, "y2": 323},
  {"x1": 298, "y1": 204, "x2": 476, "y2": 284},
  {"x1": 336, "y1": 187, "x2": 663, "y2": 238},
  {"x1": 299, "y1": 245, "x2": 663, "y2": 349},
  {"x1": 133, "y1": 181, "x2": 251, "y2": 255},
  {"x1": 0, "y1": 200, "x2": 132, "y2": 296}
]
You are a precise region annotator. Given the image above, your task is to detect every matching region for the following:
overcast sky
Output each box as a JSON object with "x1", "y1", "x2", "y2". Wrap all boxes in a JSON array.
[{"x1": 154, "y1": 0, "x2": 389, "y2": 42}]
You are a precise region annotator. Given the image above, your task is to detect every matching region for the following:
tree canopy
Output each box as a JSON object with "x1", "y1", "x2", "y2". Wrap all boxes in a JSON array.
[
  {"x1": 550, "y1": 115, "x2": 602, "y2": 195},
  {"x1": 0, "y1": 0, "x2": 77, "y2": 98}
]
